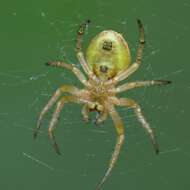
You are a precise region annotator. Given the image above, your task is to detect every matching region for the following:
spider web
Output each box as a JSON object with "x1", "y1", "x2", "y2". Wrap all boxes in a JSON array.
[{"x1": 0, "y1": 5, "x2": 189, "y2": 190}]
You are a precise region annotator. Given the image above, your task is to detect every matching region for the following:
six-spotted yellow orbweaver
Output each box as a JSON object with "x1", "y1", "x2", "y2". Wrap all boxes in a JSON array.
[{"x1": 33, "y1": 19, "x2": 171, "y2": 190}]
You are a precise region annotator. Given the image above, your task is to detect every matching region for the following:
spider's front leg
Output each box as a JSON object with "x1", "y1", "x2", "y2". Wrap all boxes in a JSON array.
[
  {"x1": 96, "y1": 104, "x2": 125, "y2": 190},
  {"x1": 48, "y1": 96, "x2": 80, "y2": 155},
  {"x1": 115, "y1": 97, "x2": 159, "y2": 154},
  {"x1": 34, "y1": 85, "x2": 79, "y2": 139}
]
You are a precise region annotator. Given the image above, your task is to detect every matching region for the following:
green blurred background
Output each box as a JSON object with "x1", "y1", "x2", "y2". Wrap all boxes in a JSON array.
[{"x1": 0, "y1": 0, "x2": 189, "y2": 189}]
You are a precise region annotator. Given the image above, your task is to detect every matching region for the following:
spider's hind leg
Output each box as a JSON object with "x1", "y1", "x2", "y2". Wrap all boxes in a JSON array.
[
  {"x1": 76, "y1": 19, "x2": 91, "y2": 51},
  {"x1": 76, "y1": 20, "x2": 98, "y2": 82}
]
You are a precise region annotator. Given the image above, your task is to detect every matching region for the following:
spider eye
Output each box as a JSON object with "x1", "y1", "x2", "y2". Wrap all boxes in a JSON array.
[
  {"x1": 102, "y1": 40, "x2": 112, "y2": 51},
  {"x1": 100, "y1": 65, "x2": 108, "y2": 73}
]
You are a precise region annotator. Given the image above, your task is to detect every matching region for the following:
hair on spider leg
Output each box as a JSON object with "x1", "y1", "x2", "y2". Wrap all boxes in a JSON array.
[
  {"x1": 45, "y1": 62, "x2": 51, "y2": 66},
  {"x1": 78, "y1": 19, "x2": 91, "y2": 35},
  {"x1": 86, "y1": 19, "x2": 91, "y2": 24},
  {"x1": 45, "y1": 61, "x2": 61, "y2": 67},
  {"x1": 155, "y1": 80, "x2": 172, "y2": 85},
  {"x1": 153, "y1": 80, "x2": 172, "y2": 86},
  {"x1": 45, "y1": 61, "x2": 60, "y2": 67},
  {"x1": 137, "y1": 18, "x2": 143, "y2": 28},
  {"x1": 136, "y1": 18, "x2": 146, "y2": 44}
]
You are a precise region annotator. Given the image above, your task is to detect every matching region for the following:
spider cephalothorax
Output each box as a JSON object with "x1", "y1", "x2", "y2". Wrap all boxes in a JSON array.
[{"x1": 34, "y1": 19, "x2": 171, "y2": 190}]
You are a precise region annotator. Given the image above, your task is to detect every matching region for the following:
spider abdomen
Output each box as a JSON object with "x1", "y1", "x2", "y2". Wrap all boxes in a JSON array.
[{"x1": 86, "y1": 30, "x2": 131, "y2": 80}]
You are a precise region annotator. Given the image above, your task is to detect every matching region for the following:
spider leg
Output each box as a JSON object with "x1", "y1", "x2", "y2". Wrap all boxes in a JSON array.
[
  {"x1": 34, "y1": 89, "x2": 61, "y2": 139},
  {"x1": 48, "y1": 96, "x2": 79, "y2": 155},
  {"x1": 46, "y1": 61, "x2": 89, "y2": 87},
  {"x1": 105, "y1": 19, "x2": 145, "y2": 85},
  {"x1": 34, "y1": 85, "x2": 79, "y2": 139},
  {"x1": 76, "y1": 19, "x2": 91, "y2": 53},
  {"x1": 135, "y1": 19, "x2": 145, "y2": 67},
  {"x1": 115, "y1": 97, "x2": 159, "y2": 154},
  {"x1": 81, "y1": 104, "x2": 90, "y2": 123},
  {"x1": 76, "y1": 20, "x2": 98, "y2": 82},
  {"x1": 96, "y1": 105, "x2": 125, "y2": 190},
  {"x1": 113, "y1": 80, "x2": 171, "y2": 93},
  {"x1": 48, "y1": 99, "x2": 64, "y2": 155},
  {"x1": 94, "y1": 110, "x2": 108, "y2": 125}
]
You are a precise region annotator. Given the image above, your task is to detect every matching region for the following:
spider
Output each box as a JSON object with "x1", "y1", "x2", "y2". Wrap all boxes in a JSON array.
[{"x1": 33, "y1": 19, "x2": 171, "y2": 190}]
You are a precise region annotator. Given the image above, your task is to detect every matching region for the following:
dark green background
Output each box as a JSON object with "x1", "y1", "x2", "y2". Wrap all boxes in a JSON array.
[{"x1": 0, "y1": 0, "x2": 189, "y2": 190}]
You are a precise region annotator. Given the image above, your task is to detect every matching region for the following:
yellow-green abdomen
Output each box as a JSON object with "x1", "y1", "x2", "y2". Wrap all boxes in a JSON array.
[{"x1": 86, "y1": 30, "x2": 131, "y2": 80}]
